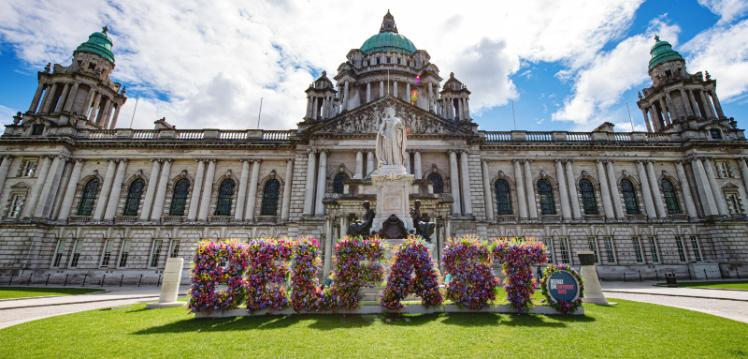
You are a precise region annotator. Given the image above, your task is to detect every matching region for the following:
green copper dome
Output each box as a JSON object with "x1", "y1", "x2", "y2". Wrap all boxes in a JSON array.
[
  {"x1": 361, "y1": 10, "x2": 416, "y2": 55},
  {"x1": 74, "y1": 27, "x2": 115, "y2": 64},
  {"x1": 648, "y1": 36, "x2": 682, "y2": 70}
]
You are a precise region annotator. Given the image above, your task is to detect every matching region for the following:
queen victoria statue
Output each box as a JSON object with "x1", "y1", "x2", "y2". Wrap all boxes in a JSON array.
[{"x1": 375, "y1": 106, "x2": 407, "y2": 168}]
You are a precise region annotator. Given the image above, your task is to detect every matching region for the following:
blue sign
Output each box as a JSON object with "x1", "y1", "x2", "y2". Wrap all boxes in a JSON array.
[{"x1": 547, "y1": 270, "x2": 580, "y2": 303}]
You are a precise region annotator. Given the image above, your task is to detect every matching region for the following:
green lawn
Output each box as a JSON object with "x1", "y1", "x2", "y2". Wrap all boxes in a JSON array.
[
  {"x1": 675, "y1": 281, "x2": 748, "y2": 291},
  {"x1": 0, "y1": 298, "x2": 746, "y2": 358},
  {"x1": 0, "y1": 287, "x2": 102, "y2": 300}
]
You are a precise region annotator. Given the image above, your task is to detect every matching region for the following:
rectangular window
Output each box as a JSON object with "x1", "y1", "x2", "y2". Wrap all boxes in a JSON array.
[
  {"x1": 149, "y1": 240, "x2": 163, "y2": 268},
  {"x1": 31, "y1": 124, "x2": 45, "y2": 136},
  {"x1": 51, "y1": 239, "x2": 65, "y2": 268},
  {"x1": 587, "y1": 237, "x2": 599, "y2": 263},
  {"x1": 18, "y1": 159, "x2": 37, "y2": 177},
  {"x1": 69, "y1": 240, "x2": 81, "y2": 268},
  {"x1": 558, "y1": 237, "x2": 571, "y2": 264},
  {"x1": 632, "y1": 236, "x2": 644, "y2": 263},
  {"x1": 603, "y1": 236, "x2": 617, "y2": 264},
  {"x1": 674, "y1": 236, "x2": 687, "y2": 262},
  {"x1": 100, "y1": 240, "x2": 114, "y2": 268},
  {"x1": 168, "y1": 240, "x2": 181, "y2": 258},
  {"x1": 716, "y1": 161, "x2": 733, "y2": 178},
  {"x1": 724, "y1": 191, "x2": 745, "y2": 215},
  {"x1": 690, "y1": 235, "x2": 703, "y2": 262},
  {"x1": 8, "y1": 194, "x2": 25, "y2": 218},
  {"x1": 647, "y1": 236, "x2": 660, "y2": 264},
  {"x1": 543, "y1": 238, "x2": 555, "y2": 263},
  {"x1": 118, "y1": 240, "x2": 130, "y2": 268}
]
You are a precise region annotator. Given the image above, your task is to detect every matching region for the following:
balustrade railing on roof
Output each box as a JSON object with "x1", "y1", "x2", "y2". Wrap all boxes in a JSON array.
[
  {"x1": 176, "y1": 130, "x2": 205, "y2": 140},
  {"x1": 526, "y1": 132, "x2": 553, "y2": 141},
  {"x1": 567, "y1": 132, "x2": 592, "y2": 141},
  {"x1": 262, "y1": 130, "x2": 293, "y2": 141},
  {"x1": 481, "y1": 130, "x2": 678, "y2": 143}
]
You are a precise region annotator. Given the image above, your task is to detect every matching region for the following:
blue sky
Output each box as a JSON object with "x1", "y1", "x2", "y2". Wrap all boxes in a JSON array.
[{"x1": 0, "y1": 0, "x2": 746, "y2": 132}]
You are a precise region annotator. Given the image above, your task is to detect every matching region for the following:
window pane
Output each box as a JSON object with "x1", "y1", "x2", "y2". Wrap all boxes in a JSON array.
[
  {"x1": 214, "y1": 179, "x2": 235, "y2": 216},
  {"x1": 332, "y1": 173, "x2": 347, "y2": 194},
  {"x1": 428, "y1": 173, "x2": 444, "y2": 194},
  {"x1": 123, "y1": 179, "x2": 145, "y2": 216},
  {"x1": 537, "y1": 179, "x2": 555, "y2": 215},
  {"x1": 260, "y1": 179, "x2": 281, "y2": 216},
  {"x1": 661, "y1": 179, "x2": 681, "y2": 214},
  {"x1": 77, "y1": 178, "x2": 99, "y2": 216},
  {"x1": 169, "y1": 179, "x2": 190, "y2": 216},
  {"x1": 494, "y1": 179, "x2": 512, "y2": 215},
  {"x1": 579, "y1": 179, "x2": 598, "y2": 214},
  {"x1": 621, "y1": 179, "x2": 639, "y2": 214}
]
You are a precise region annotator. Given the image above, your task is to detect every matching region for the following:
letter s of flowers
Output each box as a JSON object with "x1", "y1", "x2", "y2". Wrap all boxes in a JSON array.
[{"x1": 189, "y1": 240, "x2": 248, "y2": 313}]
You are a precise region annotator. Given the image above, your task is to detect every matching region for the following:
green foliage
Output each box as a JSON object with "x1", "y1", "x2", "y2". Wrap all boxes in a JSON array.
[{"x1": 0, "y1": 287, "x2": 101, "y2": 299}]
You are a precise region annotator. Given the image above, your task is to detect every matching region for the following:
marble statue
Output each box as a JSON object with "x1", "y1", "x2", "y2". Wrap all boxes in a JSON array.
[{"x1": 375, "y1": 106, "x2": 407, "y2": 167}]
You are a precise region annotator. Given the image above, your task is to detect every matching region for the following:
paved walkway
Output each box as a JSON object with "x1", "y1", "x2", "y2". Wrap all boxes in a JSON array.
[
  {"x1": 0, "y1": 286, "x2": 169, "y2": 329},
  {"x1": 602, "y1": 281, "x2": 748, "y2": 324}
]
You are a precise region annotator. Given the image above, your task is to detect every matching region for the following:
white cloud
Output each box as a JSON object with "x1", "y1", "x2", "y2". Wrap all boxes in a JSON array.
[
  {"x1": 552, "y1": 19, "x2": 680, "y2": 129},
  {"x1": 698, "y1": 0, "x2": 748, "y2": 24},
  {"x1": 0, "y1": 0, "x2": 643, "y2": 129},
  {"x1": 683, "y1": 18, "x2": 748, "y2": 102}
]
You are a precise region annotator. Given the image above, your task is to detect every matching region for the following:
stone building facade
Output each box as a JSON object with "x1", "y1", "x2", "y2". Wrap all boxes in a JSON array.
[{"x1": 1, "y1": 13, "x2": 747, "y2": 284}]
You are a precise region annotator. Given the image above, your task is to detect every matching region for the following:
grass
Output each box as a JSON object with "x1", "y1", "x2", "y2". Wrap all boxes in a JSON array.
[
  {"x1": 0, "y1": 298, "x2": 746, "y2": 358},
  {"x1": 0, "y1": 287, "x2": 102, "y2": 300},
  {"x1": 675, "y1": 280, "x2": 748, "y2": 291}
]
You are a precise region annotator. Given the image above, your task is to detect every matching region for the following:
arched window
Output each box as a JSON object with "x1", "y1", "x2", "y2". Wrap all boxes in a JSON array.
[
  {"x1": 537, "y1": 179, "x2": 555, "y2": 215},
  {"x1": 621, "y1": 179, "x2": 640, "y2": 214},
  {"x1": 77, "y1": 178, "x2": 99, "y2": 216},
  {"x1": 261, "y1": 179, "x2": 281, "y2": 216},
  {"x1": 214, "y1": 179, "x2": 235, "y2": 216},
  {"x1": 332, "y1": 172, "x2": 348, "y2": 194},
  {"x1": 123, "y1": 179, "x2": 145, "y2": 216},
  {"x1": 169, "y1": 179, "x2": 190, "y2": 216},
  {"x1": 661, "y1": 179, "x2": 681, "y2": 214},
  {"x1": 579, "y1": 179, "x2": 598, "y2": 215},
  {"x1": 428, "y1": 173, "x2": 444, "y2": 194},
  {"x1": 494, "y1": 179, "x2": 512, "y2": 215}
]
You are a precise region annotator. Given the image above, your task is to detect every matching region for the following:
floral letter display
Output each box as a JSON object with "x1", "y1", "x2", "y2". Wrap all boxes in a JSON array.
[
  {"x1": 381, "y1": 238, "x2": 443, "y2": 311},
  {"x1": 246, "y1": 238, "x2": 294, "y2": 312},
  {"x1": 189, "y1": 240, "x2": 248, "y2": 313},
  {"x1": 443, "y1": 237, "x2": 499, "y2": 309},
  {"x1": 290, "y1": 237, "x2": 324, "y2": 312},
  {"x1": 493, "y1": 239, "x2": 548, "y2": 312},
  {"x1": 324, "y1": 236, "x2": 385, "y2": 310}
]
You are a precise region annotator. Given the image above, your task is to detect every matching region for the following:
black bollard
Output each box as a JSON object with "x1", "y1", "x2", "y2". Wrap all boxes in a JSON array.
[
  {"x1": 63, "y1": 274, "x2": 69, "y2": 286},
  {"x1": 27, "y1": 273, "x2": 32, "y2": 285},
  {"x1": 45, "y1": 274, "x2": 51, "y2": 286},
  {"x1": 100, "y1": 274, "x2": 106, "y2": 287},
  {"x1": 638, "y1": 270, "x2": 642, "y2": 281},
  {"x1": 8, "y1": 272, "x2": 13, "y2": 286},
  {"x1": 82, "y1": 273, "x2": 88, "y2": 287},
  {"x1": 120, "y1": 274, "x2": 124, "y2": 287},
  {"x1": 137, "y1": 274, "x2": 143, "y2": 287},
  {"x1": 703, "y1": 268, "x2": 708, "y2": 280},
  {"x1": 156, "y1": 274, "x2": 162, "y2": 287}
]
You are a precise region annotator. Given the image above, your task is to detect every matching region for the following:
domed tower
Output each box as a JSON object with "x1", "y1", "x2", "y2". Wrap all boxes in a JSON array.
[
  {"x1": 304, "y1": 71, "x2": 337, "y2": 121},
  {"x1": 439, "y1": 72, "x2": 471, "y2": 121},
  {"x1": 22, "y1": 27, "x2": 127, "y2": 132},
  {"x1": 637, "y1": 36, "x2": 726, "y2": 133}
]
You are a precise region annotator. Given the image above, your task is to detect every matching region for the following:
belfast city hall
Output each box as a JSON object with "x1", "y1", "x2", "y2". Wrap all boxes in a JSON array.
[{"x1": 0, "y1": 11, "x2": 746, "y2": 284}]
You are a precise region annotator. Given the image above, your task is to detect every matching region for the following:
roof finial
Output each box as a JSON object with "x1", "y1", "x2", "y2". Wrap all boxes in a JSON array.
[
  {"x1": 654, "y1": 35, "x2": 660, "y2": 42},
  {"x1": 102, "y1": 25, "x2": 109, "y2": 34},
  {"x1": 380, "y1": 10, "x2": 398, "y2": 33}
]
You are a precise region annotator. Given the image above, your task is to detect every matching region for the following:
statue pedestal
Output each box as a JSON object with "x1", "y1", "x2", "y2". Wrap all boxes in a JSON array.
[{"x1": 372, "y1": 165, "x2": 414, "y2": 234}]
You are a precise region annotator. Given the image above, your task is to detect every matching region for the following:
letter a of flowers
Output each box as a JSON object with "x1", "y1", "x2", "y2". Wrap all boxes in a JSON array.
[
  {"x1": 443, "y1": 236, "x2": 498, "y2": 310},
  {"x1": 493, "y1": 239, "x2": 548, "y2": 312},
  {"x1": 381, "y1": 237, "x2": 443, "y2": 311},
  {"x1": 323, "y1": 236, "x2": 385, "y2": 310},
  {"x1": 246, "y1": 238, "x2": 293, "y2": 312},
  {"x1": 189, "y1": 240, "x2": 248, "y2": 313},
  {"x1": 290, "y1": 237, "x2": 323, "y2": 312}
]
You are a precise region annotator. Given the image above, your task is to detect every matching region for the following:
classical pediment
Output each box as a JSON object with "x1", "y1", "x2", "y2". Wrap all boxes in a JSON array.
[{"x1": 302, "y1": 96, "x2": 476, "y2": 137}]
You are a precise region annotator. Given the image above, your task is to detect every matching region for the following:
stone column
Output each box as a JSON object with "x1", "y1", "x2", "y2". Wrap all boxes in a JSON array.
[
  {"x1": 57, "y1": 159, "x2": 84, "y2": 221},
  {"x1": 565, "y1": 161, "x2": 582, "y2": 219},
  {"x1": 710, "y1": 91, "x2": 724, "y2": 118},
  {"x1": 605, "y1": 161, "x2": 624, "y2": 219},
  {"x1": 691, "y1": 158, "x2": 718, "y2": 216},
  {"x1": 314, "y1": 151, "x2": 327, "y2": 216},
  {"x1": 323, "y1": 216, "x2": 333, "y2": 278},
  {"x1": 187, "y1": 160, "x2": 206, "y2": 221},
  {"x1": 406, "y1": 82, "x2": 411, "y2": 102},
  {"x1": 665, "y1": 92, "x2": 679, "y2": 119},
  {"x1": 343, "y1": 81, "x2": 350, "y2": 111},
  {"x1": 688, "y1": 90, "x2": 702, "y2": 118},
  {"x1": 140, "y1": 160, "x2": 161, "y2": 221},
  {"x1": 93, "y1": 160, "x2": 116, "y2": 221},
  {"x1": 62, "y1": 83, "x2": 79, "y2": 112},
  {"x1": 414, "y1": 151, "x2": 422, "y2": 180},
  {"x1": 21, "y1": 156, "x2": 52, "y2": 218},
  {"x1": 366, "y1": 152, "x2": 375, "y2": 177},
  {"x1": 379, "y1": 80, "x2": 384, "y2": 97},
  {"x1": 366, "y1": 82, "x2": 371, "y2": 103},
  {"x1": 459, "y1": 151, "x2": 473, "y2": 215},
  {"x1": 54, "y1": 83, "x2": 70, "y2": 113},
  {"x1": 699, "y1": 91, "x2": 715, "y2": 119},
  {"x1": 354, "y1": 151, "x2": 363, "y2": 179},
  {"x1": 595, "y1": 160, "x2": 615, "y2": 219},
  {"x1": 658, "y1": 97, "x2": 671, "y2": 125},
  {"x1": 393, "y1": 80, "x2": 398, "y2": 98},
  {"x1": 303, "y1": 151, "x2": 316, "y2": 215},
  {"x1": 648, "y1": 107, "x2": 659, "y2": 131},
  {"x1": 641, "y1": 108, "x2": 652, "y2": 132},
  {"x1": 556, "y1": 160, "x2": 571, "y2": 220},
  {"x1": 404, "y1": 151, "x2": 412, "y2": 174},
  {"x1": 198, "y1": 160, "x2": 216, "y2": 221},
  {"x1": 738, "y1": 158, "x2": 748, "y2": 205},
  {"x1": 104, "y1": 159, "x2": 128, "y2": 220},
  {"x1": 34, "y1": 155, "x2": 64, "y2": 218},
  {"x1": 99, "y1": 98, "x2": 113, "y2": 127},
  {"x1": 150, "y1": 159, "x2": 172, "y2": 221},
  {"x1": 513, "y1": 160, "x2": 528, "y2": 219},
  {"x1": 704, "y1": 159, "x2": 728, "y2": 216},
  {"x1": 312, "y1": 98, "x2": 318, "y2": 120},
  {"x1": 481, "y1": 160, "x2": 495, "y2": 221},
  {"x1": 680, "y1": 89, "x2": 693, "y2": 116},
  {"x1": 635, "y1": 161, "x2": 657, "y2": 219},
  {"x1": 28, "y1": 84, "x2": 44, "y2": 113},
  {"x1": 88, "y1": 93, "x2": 102, "y2": 122},
  {"x1": 524, "y1": 161, "x2": 538, "y2": 219},
  {"x1": 0, "y1": 156, "x2": 12, "y2": 199},
  {"x1": 281, "y1": 159, "x2": 293, "y2": 221},
  {"x1": 234, "y1": 160, "x2": 250, "y2": 221},
  {"x1": 427, "y1": 82, "x2": 434, "y2": 111},
  {"x1": 245, "y1": 160, "x2": 261, "y2": 221},
  {"x1": 41, "y1": 83, "x2": 58, "y2": 113},
  {"x1": 448, "y1": 151, "x2": 462, "y2": 215},
  {"x1": 646, "y1": 161, "x2": 667, "y2": 218},
  {"x1": 109, "y1": 103, "x2": 121, "y2": 129},
  {"x1": 675, "y1": 161, "x2": 699, "y2": 219}
]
